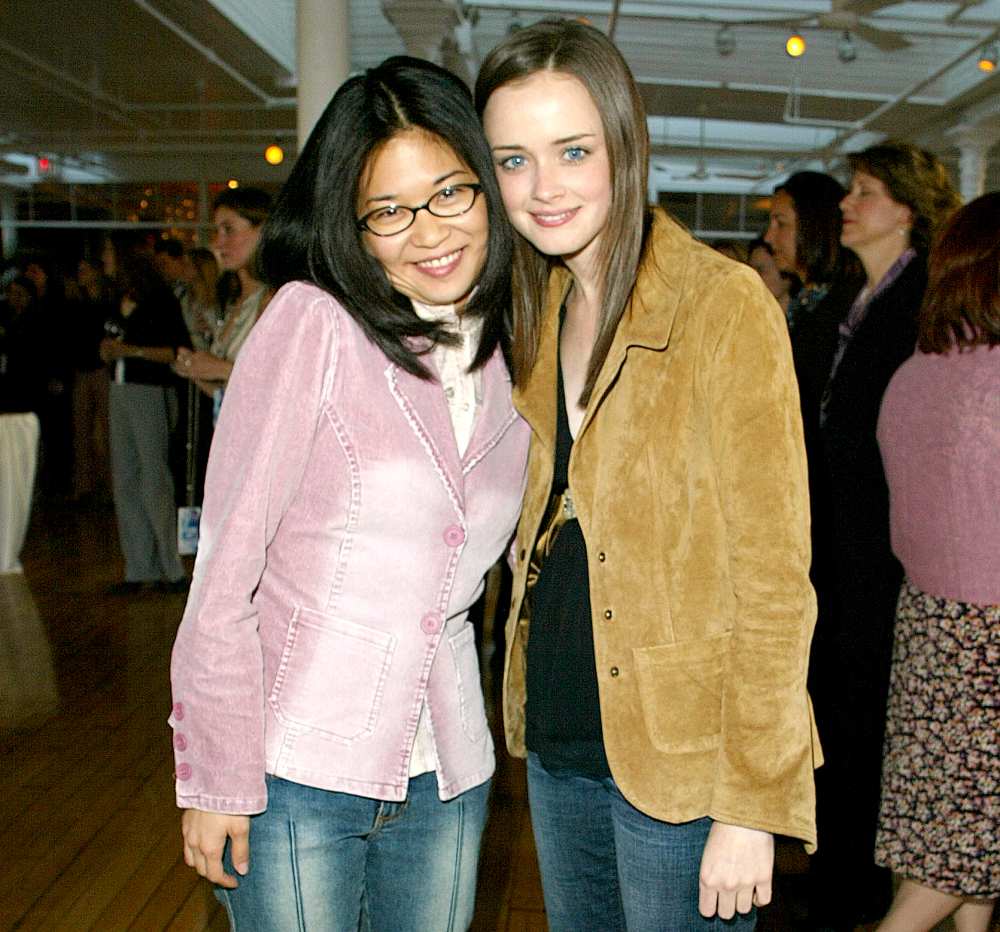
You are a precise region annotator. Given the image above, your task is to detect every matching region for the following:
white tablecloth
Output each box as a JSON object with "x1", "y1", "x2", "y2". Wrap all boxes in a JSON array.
[{"x1": 0, "y1": 412, "x2": 39, "y2": 573}]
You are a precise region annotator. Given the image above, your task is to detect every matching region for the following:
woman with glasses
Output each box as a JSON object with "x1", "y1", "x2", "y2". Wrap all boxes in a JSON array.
[{"x1": 169, "y1": 56, "x2": 528, "y2": 930}]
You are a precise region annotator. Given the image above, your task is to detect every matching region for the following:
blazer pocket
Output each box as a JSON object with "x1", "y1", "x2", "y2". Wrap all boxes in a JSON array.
[
  {"x1": 448, "y1": 625, "x2": 488, "y2": 743},
  {"x1": 633, "y1": 633, "x2": 729, "y2": 754},
  {"x1": 269, "y1": 606, "x2": 396, "y2": 743}
]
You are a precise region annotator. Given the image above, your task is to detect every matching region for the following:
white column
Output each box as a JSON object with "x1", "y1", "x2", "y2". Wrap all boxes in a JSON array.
[
  {"x1": 958, "y1": 141, "x2": 989, "y2": 202},
  {"x1": 1, "y1": 189, "x2": 17, "y2": 260},
  {"x1": 297, "y1": 0, "x2": 350, "y2": 150},
  {"x1": 949, "y1": 124, "x2": 1000, "y2": 202}
]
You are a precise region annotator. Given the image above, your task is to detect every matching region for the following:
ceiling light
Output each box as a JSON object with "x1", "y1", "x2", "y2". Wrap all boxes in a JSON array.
[
  {"x1": 785, "y1": 33, "x2": 806, "y2": 58},
  {"x1": 264, "y1": 142, "x2": 284, "y2": 166},
  {"x1": 715, "y1": 24, "x2": 736, "y2": 57},
  {"x1": 837, "y1": 31, "x2": 857, "y2": 64},
  {"x1": 227, "y1": 179, "x2": 239, "y2": 189},
  {"x1": 977, "y1": 43, "x2": 998, "y2": 72}
]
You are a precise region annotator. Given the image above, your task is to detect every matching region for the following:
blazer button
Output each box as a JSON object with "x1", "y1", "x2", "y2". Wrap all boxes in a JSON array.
[
  {"x1": 598, "y1": 551, "x2": 606, "y2": 562},
  {"x1": 172, "y1": 702, "x2": 185, "y2": 722},
  {"x1": 603, "y1": 608, "x2": 613, "y2": 620},
  {"x1": 610, "y1": 666, "x2": 620, "y2": 677},
  {"x1": 420, "y1": 612, "x2": 442, "y2": 635},
  {"x1": 175, "y1": 763, "x2": 192, "y2": 781},
  {"x1": 174, "y1": 733, "x2": 188, "y2": 752},
  {"x1": 443, "y1": 524, "x2": 466, "y2": 547}
]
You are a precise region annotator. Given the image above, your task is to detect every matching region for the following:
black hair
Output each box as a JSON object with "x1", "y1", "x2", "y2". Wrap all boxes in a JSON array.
[
  {"x1": 258, "y1": 56, "x2": 512, "y2": 379},
  {"x1": 775, "y1": 171, "x2": 851, "y2": 286},
  {"x1": 154, "y1": 237, "x2": 185, "y2": 259}
]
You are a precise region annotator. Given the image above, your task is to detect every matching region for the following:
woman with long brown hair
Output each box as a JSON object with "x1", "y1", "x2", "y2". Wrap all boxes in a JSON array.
[{"x1": 477, "y1": 19, "x2": 818, "y2": 929}]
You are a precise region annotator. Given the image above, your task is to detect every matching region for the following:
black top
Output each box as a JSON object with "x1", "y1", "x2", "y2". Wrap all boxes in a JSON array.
[
  {"x1": 0, "y1": 306, "x2": 46, "y2": 414},
  {"x1": 524, "y1": 351, "x2": 611, "y2": 778},
  {"x1": 105, "y1": 285, "x2": 190, "y2": 386}
]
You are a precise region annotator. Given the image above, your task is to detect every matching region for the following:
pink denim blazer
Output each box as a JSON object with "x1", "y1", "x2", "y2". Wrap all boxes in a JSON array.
[{"x1": 169, "y1": 281, "x2": 529, "y2": 814}]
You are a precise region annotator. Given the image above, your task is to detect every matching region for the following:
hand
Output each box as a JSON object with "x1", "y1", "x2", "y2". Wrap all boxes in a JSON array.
[
  {"x1": 181, "y1": 808, "x2": 251, "y2": 889},
  {"x1": 174, "y1": 348, "x2": 229, "y2": 383},
  {"x1": 698, "y1": 822, "x2": 774, "y2": 920}
]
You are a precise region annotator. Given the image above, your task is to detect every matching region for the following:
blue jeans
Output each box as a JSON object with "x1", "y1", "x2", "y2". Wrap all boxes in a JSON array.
[
  {"x1": 527, "y1": 752, "x2": 756, "y2": 931},
  {"x1": 217, "y1": 772, "x2": 490, "y2": 931}
]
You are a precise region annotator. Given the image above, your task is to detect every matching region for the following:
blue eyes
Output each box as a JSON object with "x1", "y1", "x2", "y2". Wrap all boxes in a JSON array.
[
  {"x1": 499, "y1": 154, "x2": 526, "y2": 171},
  {"x1": 497, "y1": 147, "x2": 590, "y2": 171}
]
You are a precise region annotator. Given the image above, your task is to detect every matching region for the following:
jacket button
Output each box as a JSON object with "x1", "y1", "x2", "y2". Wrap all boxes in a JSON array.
[
  {"x1": 172, "y1": 702, "x2": 185, "y2": 721},
  {"x1": 443, "y1": 525, "x2": 466, "y2": 547},
  {"x1": 174, "y1": 733, "x2": 188, "y2": 752},
  {"x1": 603, "y1": 609, "x2": 613, "y2": 620},
  {"x1": 176, "y1": 763, "x2": 192, "y2": 781},
  {"x1": 420, "y1": 612, "x2": 442, "y2": 635},
  {"x1": 598, "y1": 551, "x2": 606, "y2": 562},
  {"x1": 610, "y1": 666, "x2": 620, "y2": 677}
]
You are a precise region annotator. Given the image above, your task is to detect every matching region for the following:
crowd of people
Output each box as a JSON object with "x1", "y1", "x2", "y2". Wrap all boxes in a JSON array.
[
  {"x1": 0, "y1": 186, "x2": 273, "y2": 585},
  {"x1": 2, "y1": 17, "x2": 996, "y2": 931}
]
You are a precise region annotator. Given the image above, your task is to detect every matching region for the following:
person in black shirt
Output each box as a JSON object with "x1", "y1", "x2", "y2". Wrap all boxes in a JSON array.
[{"x1": 100, "y1": 253, "x2": 191, "y2": 593}]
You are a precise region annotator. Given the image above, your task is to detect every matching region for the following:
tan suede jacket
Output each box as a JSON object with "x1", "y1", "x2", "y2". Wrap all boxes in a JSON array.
[{"x1": 504, "y1": 210, "x2": 821, "y2": 850}]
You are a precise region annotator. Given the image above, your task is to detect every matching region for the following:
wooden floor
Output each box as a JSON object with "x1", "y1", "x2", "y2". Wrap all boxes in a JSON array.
[{"x1": 1, "y1": 500, "x2": 994, "y2": 930}]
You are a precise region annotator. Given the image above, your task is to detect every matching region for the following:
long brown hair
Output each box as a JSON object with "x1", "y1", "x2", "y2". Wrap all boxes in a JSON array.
[
  {"x1": 918, "y1": 191, "x2": 1000, "y2": 354},
  {"x1": 475, "y1": 19, "x2": 652, "y2": 404}
]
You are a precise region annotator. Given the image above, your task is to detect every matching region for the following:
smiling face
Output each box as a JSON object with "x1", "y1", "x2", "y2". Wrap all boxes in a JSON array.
[
  {"x1": 840, "y1": 170, "x2": 912, "y2": 257},
  {"x1": 764, "y1": 189, "x2": 800, "y2": 278},
  {"x1": 482, "y1": 70, "x2": 612, "y2": 279},
  {"x1": 358, "y1": 128, "x2": 488, "y2": 310},
  {"x1": 213, "y1": 206, "x2": 261, "y2": 273}
]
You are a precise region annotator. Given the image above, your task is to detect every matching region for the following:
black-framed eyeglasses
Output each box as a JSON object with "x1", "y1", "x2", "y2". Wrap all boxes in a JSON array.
[{"x1": 357, "y1": 183, "x2": 483, "y2": 237}]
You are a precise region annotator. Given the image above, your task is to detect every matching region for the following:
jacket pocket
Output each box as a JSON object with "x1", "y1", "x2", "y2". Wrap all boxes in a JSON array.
[
  {"x1": 632, "y1": 633, "x2": 729, "y2": 754},
  {"x1": 448, "y1": 624, "x2": 488, "y2": 743},
  {"x1": 268, "y1": 605, "x2": 396, "y2": 743}
]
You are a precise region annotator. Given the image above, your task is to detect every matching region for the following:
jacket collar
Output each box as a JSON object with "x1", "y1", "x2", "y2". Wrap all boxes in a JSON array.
[
  {"x1": 387, "y1": 347, "x2": 516, "y2": 515},
  {"x1": 515, "y1": 208, "x2": 690, "y2": 446}
]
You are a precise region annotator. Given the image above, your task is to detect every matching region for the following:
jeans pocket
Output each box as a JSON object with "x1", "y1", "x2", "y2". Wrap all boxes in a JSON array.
[
  {"x1": 632, "y1": 634, "x2": 729, "y2": 753},
  {"x1": 268, "y1": 605, "x2": 397, "y2": 743},
  {"x1": 448, "y1": 625, "x2": 488, "y2": 743}
]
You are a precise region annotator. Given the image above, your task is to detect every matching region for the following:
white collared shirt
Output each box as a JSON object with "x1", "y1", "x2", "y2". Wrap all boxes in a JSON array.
[{"x1": 409, "y1": 300, "x2": 484, "y2": 776}]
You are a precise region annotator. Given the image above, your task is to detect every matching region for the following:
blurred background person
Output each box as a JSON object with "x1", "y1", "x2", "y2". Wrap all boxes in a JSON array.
[
  {"x1": 20, "y1": 253, "x2": 73, "y2": 498},
  {"x1": 154, "y1": 237, "x2": 188, "y2": 302},
  {"x1": 765, "y1": 170, "x2": 860, "y2": 332},
  {"x1": 178, "y1": 246, "x2": 220, "y2": 351},
  {"x1": 173, "y1": 187, "x2": 271, "y2": 409},
  {"x1": 748, "y1": 236, "x2": 798, "y2": 318},
  {"x1": 874, "y1": 191, "x2": 999, "y2": 932},
  {"x1": 68, "y1": 256, "x2": 113, "y2": 505},
  {"x1": 100, "y1": 251, "x2": 191, "y2": 594},
  {"x1": 0, "y1": 275, "x2": 44, "y2": 573},
  {"x1": 800, "y1": 142, "x2": 961, "y2": 930},
  {"x1": 711, "y1": 238, "x2": 747, "y2": 263}
]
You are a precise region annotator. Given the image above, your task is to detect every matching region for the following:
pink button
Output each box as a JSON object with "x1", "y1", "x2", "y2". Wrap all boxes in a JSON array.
[
  {"x1": 176, "y1": 763, "x2": 192, "y2": 781},
  {"x1": 172, "y1": 702, "x2": 185, "y2": 721},
  {"x1": 420, "y1": 612, "x2": 442, "y2": 635},
  {"x1": 174, "y1": 733, "x2": 188, "y2": 752},
  {"x1": 443, "y1": 525, "x2": 466, "y2": 547}
]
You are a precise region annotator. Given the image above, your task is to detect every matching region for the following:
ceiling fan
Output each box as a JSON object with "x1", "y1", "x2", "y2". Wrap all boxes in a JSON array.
[
  {"x1": 735, "y1": 0, "x2": 951, "y2": 53},
  {"x1": 660, "y1": 113, "x2": 772, "y2": 182}
]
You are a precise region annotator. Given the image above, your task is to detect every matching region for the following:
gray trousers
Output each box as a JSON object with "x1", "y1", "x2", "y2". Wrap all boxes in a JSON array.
[{"x1": 108, "y1": 382, "x2": 184, "y2": 583}]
